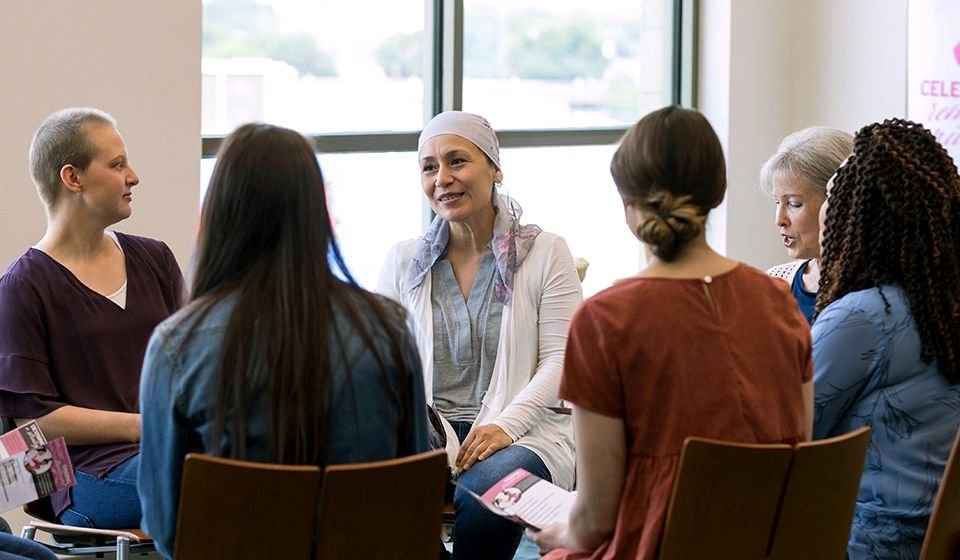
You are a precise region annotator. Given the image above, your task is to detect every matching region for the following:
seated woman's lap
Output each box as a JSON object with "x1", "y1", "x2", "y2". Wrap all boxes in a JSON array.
[
  {"x1": 450, "y1": 421, "x2": 551, "y2": 560},
  {"x1": 58, "y1": 454, "x2": 141, "y2": 529},
  {"x1": 0, "y1": 532, "x2": 58, "y2": 560}
]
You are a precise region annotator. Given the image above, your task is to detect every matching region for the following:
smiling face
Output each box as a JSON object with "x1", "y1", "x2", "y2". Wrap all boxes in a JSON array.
[
  {"x1": 74, "y1": 124, "x2": 140, "y2": 224},
  {"x1": 771, "y1": 174, "x2": 825, "y2": 260},
  {"x1": 419, "y1": 134, "x2": 501, "y2": 227}
]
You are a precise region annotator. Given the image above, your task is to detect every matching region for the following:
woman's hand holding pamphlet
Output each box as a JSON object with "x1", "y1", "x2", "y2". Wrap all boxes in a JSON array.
[
  {"x1": 0, "y1": 421, "x2": 75, "y2": 512},
  {"x1": 458, "y1": 467, "x2": 574, "y2": 530}
]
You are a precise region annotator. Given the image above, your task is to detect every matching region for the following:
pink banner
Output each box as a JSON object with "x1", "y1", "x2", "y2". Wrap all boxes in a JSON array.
[{"x1": 908, "y1": 0, "x2": 960, "y2": 165}]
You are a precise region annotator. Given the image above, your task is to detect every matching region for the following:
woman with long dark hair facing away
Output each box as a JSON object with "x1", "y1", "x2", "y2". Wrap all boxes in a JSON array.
[
  {"x1": 0, "y1": 108, "x2": 184, "y2": 529},
  {"x1": 137, "y1": 124, "x2": 428, "y2": 559},
  {"x1": 529, "y1": 106, "x2": 813, "y2": 559},
  {"x1": 812, "y1": 118, "x2": 960, "y2": 559}
]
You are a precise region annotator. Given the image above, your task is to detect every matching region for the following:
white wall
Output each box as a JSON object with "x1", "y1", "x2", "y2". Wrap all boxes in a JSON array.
[
  {"x1": 0, "y1": 1, "x2": 202, "y2": 269},
  {"x1": 699, "y1": 0, "x2": 909, "y2": 270},
  {"x1": 0, "y1": 0, "x2": 200, "y2": 537}
]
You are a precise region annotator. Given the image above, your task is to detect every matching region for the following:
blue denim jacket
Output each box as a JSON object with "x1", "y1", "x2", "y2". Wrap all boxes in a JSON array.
[{"x1": 137, "y1": 295, "x2": 428, "y2": 558}]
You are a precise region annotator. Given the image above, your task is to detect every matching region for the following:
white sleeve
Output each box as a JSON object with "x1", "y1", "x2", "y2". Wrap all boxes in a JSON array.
[
  {"x1": 376, "y1": 243, "x2": 403, "y2": 303},
  {"x1": 494, "y1": 236, "x2": 583, "y2": 440}
]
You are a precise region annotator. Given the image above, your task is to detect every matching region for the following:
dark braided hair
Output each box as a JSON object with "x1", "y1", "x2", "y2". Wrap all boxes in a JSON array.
[
  {"x1": 817, "y1": 118, "x2": 960, "y2": 383},
  {"x1": 611, "y1": 105, "x2": 726, "y2": 262}
]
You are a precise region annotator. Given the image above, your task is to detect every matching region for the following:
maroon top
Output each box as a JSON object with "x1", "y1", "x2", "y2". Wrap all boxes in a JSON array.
[
  {"x1": 545, "y1": 264, "x2": 812, "y2": 560},
  {"x1": 0, "y1": 232, "x2": 183, "y2": 514}
]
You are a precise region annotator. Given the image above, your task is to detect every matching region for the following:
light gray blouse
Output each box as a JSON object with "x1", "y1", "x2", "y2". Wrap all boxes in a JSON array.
[{"x1": 430, "y1": 252, "x2": 503, "y2": 424}]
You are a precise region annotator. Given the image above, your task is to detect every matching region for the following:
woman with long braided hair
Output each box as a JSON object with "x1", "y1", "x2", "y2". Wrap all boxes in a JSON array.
[{"x1": 813, "y1": 118, "x2": 960, "y2": 559}]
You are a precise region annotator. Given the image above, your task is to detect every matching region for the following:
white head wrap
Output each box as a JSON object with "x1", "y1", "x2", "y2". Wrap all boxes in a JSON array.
[{"x1": 418, "y1": 111, "x2": 501, "y2": 170}]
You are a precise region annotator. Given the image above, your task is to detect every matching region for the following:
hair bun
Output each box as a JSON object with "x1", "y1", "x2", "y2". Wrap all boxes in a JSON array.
[{"x1": 636, "y1": 192, "x2": 704, "y2": 261}]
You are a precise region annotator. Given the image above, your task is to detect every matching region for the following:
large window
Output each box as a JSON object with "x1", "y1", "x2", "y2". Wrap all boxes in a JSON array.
[{"x1": 202, "y1": 0, "x2": 690, "y2": 294}]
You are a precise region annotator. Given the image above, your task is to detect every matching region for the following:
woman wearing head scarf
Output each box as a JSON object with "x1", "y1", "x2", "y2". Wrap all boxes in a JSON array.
[{"x1": 378, "y1": 111, "x2": 581, "y2": 560}]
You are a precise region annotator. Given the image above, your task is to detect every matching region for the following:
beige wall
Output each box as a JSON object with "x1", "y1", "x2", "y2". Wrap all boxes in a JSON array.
[
  {"x1": 0, "y1": 0, "x2": 199, "y2": 537},
  {"x1": 699, "y1": 0, "x2": 908, "y2": 270},
  {"x1": 0, "y1": 1, "x2": 202, "y2": 270}
]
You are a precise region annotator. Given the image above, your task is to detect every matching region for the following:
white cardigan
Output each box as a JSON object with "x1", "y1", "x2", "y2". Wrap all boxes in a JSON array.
[{"x1": 377, "y1": 231, "x2": 581, "y2": 489}]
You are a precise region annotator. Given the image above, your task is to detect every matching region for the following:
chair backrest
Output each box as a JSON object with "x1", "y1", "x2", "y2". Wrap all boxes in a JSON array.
[
  {"x1": 657, "y1": 437, "x2": 794, "y2": 560},
  {"x1": 768, "y1": 426, "x2": 871, "y2": 560},
  {"x1": 173, "y1": 453, "x2": 322, "y2": 560},
  {"x1": 919, "y1": 426, "x2": 960, "y2": 560},
  {"x1": 315, "y1": 449, "x2": 447, "y2": 560}
]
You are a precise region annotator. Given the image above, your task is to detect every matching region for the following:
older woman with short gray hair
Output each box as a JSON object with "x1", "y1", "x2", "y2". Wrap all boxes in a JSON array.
[{"x1": 761, "y1": 126, "x2": 852, "y2": 323}]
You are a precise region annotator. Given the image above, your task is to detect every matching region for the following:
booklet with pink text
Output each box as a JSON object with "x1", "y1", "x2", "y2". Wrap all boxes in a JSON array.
[
  {"x1": 0, "y1": 421, "x2": 76, "y2": 513},
  {"x1": 460, "y1": 467, "x2": 575, "y2": 530}
]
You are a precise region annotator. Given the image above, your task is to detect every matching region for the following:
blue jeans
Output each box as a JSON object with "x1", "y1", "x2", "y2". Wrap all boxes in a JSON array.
[
  {"x1": 449, "y1": 421, "x2": 551, "y2": 560},
  {"x1": 0, "y1": 532, "x2": 57, "y2": 560},
  {"x1": 58, "y1": 454, "x2": 141, "y2": 529}
]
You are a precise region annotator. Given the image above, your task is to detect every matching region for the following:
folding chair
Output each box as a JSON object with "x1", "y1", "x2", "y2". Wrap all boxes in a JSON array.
[
  {"x1": 658, "y1": 428, "x2": 871, "y2": 560},
  {"x1": 768, "y1": 427, "x2": 871, "y2": 560},
  {"x1": 19, "y1": 497, "x2": 154, "y2": 559},
  {"x1": 172, "y1": 453, "x2": 323, "y2": 560},
  {"x1": 657, "y1": 437, "x2": 794, "y2": 560},
  {"x1": 315, "y1": 449, "x2": 447, "y2": 560}
]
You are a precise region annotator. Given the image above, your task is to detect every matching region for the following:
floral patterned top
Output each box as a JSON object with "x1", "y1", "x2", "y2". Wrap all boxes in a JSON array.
[{"x1": 812, "y1": 284, "x2": 960, "y2": 560}]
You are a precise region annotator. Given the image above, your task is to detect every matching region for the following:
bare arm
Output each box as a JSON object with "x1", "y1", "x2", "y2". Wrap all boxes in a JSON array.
[
  {"x1": 17, "y1": 406, "x2": 140, "y2": 445},
  {"x1": 529, "y1": 405, "x2": 626, "y2": 553},
  {"x1": 564, "y1": 405, "x2": 626, "y2": 549},
  {"x1": 802, "y1": 379, "x2": 814, "y2": 441}
]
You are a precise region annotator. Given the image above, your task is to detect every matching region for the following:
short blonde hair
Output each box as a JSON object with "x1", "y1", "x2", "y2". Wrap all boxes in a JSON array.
[{"x1": 29, "y1": 107, "x2": 116, "y2": 209}]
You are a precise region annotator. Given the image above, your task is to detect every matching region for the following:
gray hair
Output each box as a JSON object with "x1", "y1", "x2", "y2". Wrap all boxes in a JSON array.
[
  {"x1": 29, "y1": 107, "x2": 117, "y2": 209},
  {"x1": 759, "y1": 126, "x2": 853, "y2": 196}
]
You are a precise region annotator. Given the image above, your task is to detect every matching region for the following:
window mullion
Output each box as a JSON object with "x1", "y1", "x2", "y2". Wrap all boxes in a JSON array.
[
  {"x1": 427, "y1": 0, "x2": 463, "y2": 118},
  {"x1": 441, "y1": 0, "x2": 464, "y2": 112}
]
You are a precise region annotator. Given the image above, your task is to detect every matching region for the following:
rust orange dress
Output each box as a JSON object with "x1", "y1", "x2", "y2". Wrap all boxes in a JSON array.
[{"x1": 545, "y1": 264, "x2": 811, "y2": 560}]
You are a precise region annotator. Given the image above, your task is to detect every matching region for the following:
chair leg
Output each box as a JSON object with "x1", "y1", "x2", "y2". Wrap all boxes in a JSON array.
[
  {"x1": 117, "y1": 536, "x2": 130, "y2": 560},
  {"x1": 20, "y1": 525, "x2": 36, "y2": 540}
]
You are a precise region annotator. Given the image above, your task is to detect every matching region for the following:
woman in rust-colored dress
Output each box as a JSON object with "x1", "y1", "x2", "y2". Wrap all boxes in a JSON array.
[{"x1": 529, "y1": 106, "x2": 813, "y2": 559}]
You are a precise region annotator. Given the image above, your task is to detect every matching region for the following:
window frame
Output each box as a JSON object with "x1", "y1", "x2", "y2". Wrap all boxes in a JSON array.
[{"x1": 200, "y1": 0, "x2": 696, "y2": 158}]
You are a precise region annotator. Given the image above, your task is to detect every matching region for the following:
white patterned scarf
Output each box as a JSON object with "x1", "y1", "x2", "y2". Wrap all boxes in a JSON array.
[{"x1": 402, "y1": 194, "x2": 541, "y2": 305}]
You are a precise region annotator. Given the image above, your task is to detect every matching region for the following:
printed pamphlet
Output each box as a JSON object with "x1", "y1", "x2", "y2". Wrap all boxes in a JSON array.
[
  {"x1": 0, "y1": 421, "x2": 75, "y2": 513},
  {"x1": 460, "y1": 467, "x2": 574, "y2": 530}
]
